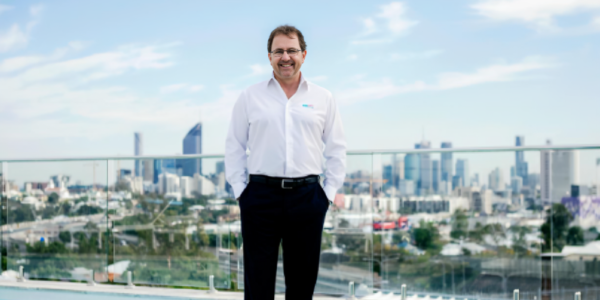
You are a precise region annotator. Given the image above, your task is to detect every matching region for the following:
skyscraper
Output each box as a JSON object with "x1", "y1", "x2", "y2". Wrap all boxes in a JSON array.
[
  {"x1": 455, "y1": 159, "x2": 470, "y2": 188},
  {"x1": 550, "y1": 150, "x2": 580, "y2": 202},
  {"x1": 134, "y1": 132, "x2": 143, "y2": 177},
  {"x1": 182, "y1": 123, "x2": 202, "y2": 177},
  {"x1": 488, "y1": 167, "x2": 505, "y2": 191},
  {"x1": 418, "y1": 141, "x2": 432, "y2": 195},
  {"x1": 153, "y1": 159, "x2": 176, "y2": 184},
  {"x1": 441, "y1": 142, "x2": 453, "y2": 182},
  {"x1": 404, "y1": 152, "x2": 420, "y2": 184},
  {"x1": 541, "y1": 140, "x2": 552, "y2": 202},
  {"x1": 515, "y1": 136, "x2": 529, "y2": 186},
  {"x1": 432, "y1": 159, "x2": 441, "y2": 193}
]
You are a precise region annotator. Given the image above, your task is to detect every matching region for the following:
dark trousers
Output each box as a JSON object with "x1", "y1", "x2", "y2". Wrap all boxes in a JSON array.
[{"x1": 239, "y1": 178, "x2": 329, "y2": 300}]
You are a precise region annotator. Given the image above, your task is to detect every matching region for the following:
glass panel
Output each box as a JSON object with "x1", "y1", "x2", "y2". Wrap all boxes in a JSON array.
[
  {"x1": 1, "y1": 160, "x2": 109, "y2": 282},
  {"x1": 312, "y1": 153, "x2": 375, "y2": 296},
  {"x1": 373, "y1": 149, "x2": 546, "y2": 299},
  {"x1": 544, "y1": 149, "x2": 600, "y2": 300},
  {"x1": 107, "y1": 157, "x2": 233, "y2": 288}
]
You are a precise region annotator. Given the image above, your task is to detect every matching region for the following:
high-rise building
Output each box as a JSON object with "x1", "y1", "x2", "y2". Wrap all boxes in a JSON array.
[
  {"x1": 134, "y1": 132, "x2": 143, "y2": 177},
  {"x1": 404, "y1": 152, "x2": 420, "y2": 184},
  {"x1": 418, "y1": 141, "x2": 432, "y2": 195},
  {"x1": 455, "y1": 159, "x2": 470, "y2": 188},
  {"x1": 441, "y1": 142, "x2": 453, "y2": 182},
  {"x1": 515, "y1": 136, "x2": 529, "y2": 186},
  {"x1": 143, "y1": 160, "x2": 154, "y2": 182},
  {"x1": 153, "y1": 159, "x2": 176, "y2": 184},
  {"x1": 181, "y1": 123, "x2": 202, "y2": 177},
  {"x1": 432, "y1": 159, "x2": 441, "y2": 193},
  {"x1": 488, "y1": 167, "x2": 505, "y2": 191},
  {"x1": 511, "y1": 176, "x2": 523, "y2": 194},
  {"x1": 551, "y1": 150, "x2": 580, "y2": 203}
]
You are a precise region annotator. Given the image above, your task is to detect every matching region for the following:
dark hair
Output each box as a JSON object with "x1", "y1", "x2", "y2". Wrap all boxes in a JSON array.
[{"x1": 267, "y1": 25, "x2": 306, "y2": 53}]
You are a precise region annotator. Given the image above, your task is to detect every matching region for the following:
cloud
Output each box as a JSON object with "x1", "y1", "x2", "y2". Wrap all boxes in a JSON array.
[
  {"x1": 30, "y1": 4, "x2": 44, "y2": 17},
  {"x1": 347, "y1": 54, "x2": 358, "y2": 61},
  {"x1": 160, "y1": 83, "x2": 204, "y2": 93},
  {"x1": 0, "y1": 4, "x2": 12, "y2": 14},
  {"x1": 472, "y1": 0, "x2": 600, "y2": 32},
  {"x1": 352, "y1": 2, "x2": 417, "y2": 44},
  {"x1": 249, "y1": 63, "x2": 272, "y2": 76},
  {"x1": 390, "y1": 50, "x2": 444, "y2": 61},
  {"x1": 0, "y1": 24, "x2": 29, "y2": 53},
  {"x1": 0, "y1": 41, "x2": 86, "y2": 73},
  {"x1": 335, "y1": 56, "x2": 555, "y2": 105}
]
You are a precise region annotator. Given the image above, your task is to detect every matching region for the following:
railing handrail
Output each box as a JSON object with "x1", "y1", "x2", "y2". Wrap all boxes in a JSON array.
[{"x1": 1, "y1": 144, "x2": 599, "y2": 163}]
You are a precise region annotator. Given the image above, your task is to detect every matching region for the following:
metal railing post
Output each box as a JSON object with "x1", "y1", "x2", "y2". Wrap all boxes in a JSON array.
[
  {"x1": 17, "y1": 265, "x2": 25, "y2": 282},
  {"x1": 125, "y1": 271, "x2": 135, "y2": 289},
  {"x1": 207, "y1": 275, "x2": 218, "y2": 294},
  {"x1": 513, "y1": 289, "x2": 519, "y2": 300},
  {"x1": 574, "y1": 291, "x2": 581, "y2": 300},
  {"x1": 348, "y1": 281, "x2": 356, "y2": 300},
  {"x1": 87, "y1": 269, "x2": 96, "y2": 286},
  {"x1": 400, "y1": 284, "x2": 407, "y2": 300}
]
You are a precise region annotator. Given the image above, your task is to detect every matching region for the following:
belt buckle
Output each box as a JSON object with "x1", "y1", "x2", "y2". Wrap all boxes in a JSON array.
[{"x1": 281, "y1": 179, "x2": 293, "y2": 189}]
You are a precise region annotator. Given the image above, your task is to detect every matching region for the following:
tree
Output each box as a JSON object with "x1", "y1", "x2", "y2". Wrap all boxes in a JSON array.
[
  {"x1": 48, "y1": 192, "x2": 60, "y2": 205},
  {"x1": 540, "y1": 203, "x2": 573, "y2": 252},
  {"x1": 566, "y1": 226, "x2": 584, "y2": 245},
  {"x1": 450, "y1": 209, "x2": 468, "y2": 240},
  {"x1": 511, "y1": 226, "x2": 531, "y2": 257},
  {"x1": 483, "y1": 223, "x2": 506, "y2": 248},
  {"x1": 59, "y1": 231, "x2": 71, "y2": 244},
  {"x1": 413, "y1": 220, "x2": 441, "y2": 253}
]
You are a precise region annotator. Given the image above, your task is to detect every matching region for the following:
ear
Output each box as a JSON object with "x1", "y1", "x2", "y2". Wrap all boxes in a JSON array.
[
  {"x1": 302, "y1": 50, "x2": 307, "y2": 60},
  {"x1": 268, "y1": 52, "x2": 272, "y2": 62}
]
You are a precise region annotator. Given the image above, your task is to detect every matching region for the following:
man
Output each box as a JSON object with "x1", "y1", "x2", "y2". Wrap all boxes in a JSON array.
[{"x1": 225, "y1": 25, "x2": 346, "y2": 300}]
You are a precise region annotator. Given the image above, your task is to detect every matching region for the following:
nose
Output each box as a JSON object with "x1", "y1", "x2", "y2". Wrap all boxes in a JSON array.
[{"x1": 281, "y1": 51, "x2": 291, "y2": 61}]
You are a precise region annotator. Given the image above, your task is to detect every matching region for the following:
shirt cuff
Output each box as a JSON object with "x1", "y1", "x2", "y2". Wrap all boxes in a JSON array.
[
  {"x1": 232, "y1": 182, "x2": 247, "y2": 199},
  {"x1": 323, "y1": 184, "x2": 338, "y2": 202}
]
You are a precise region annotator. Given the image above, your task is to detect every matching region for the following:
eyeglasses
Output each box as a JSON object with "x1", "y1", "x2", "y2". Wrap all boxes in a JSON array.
[{"x1": 270, "y1": 48, "x2": 302, "y2": 58}]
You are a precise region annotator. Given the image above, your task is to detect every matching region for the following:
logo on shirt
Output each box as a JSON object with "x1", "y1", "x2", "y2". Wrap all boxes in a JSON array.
[{"x1": 302, "y1": 104, "x2": 314, "y2": 109}]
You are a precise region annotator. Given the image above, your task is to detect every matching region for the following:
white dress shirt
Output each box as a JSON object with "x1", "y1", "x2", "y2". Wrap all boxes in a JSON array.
[{"x1": 225, "y1": 72, "x2": 346, "y2": 201}]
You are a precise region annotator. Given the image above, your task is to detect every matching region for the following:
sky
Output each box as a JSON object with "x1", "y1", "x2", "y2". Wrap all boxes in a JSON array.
[{"x1": 1, "y1": 0, "x2": 600, "y2": 185}]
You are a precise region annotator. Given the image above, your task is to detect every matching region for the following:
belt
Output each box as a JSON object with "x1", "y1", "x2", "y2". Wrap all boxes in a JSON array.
[{"x1": 249, "y1": 174, "x2": 319, "y2": 189}]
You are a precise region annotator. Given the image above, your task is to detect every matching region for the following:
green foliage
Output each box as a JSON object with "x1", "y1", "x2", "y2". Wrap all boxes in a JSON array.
[
  {"x1": 483, "y1": 223, "x2": 506, "y2": 248},
  {"x1": 450, "y1": 209, "x2": 468, "y2": 240},
  {"x1": 511, "y1": 226, "x2": 531, "y2": 257},
  {"x1": 8, "y1": 203, "x2": 35, "y2": 223},
  {"x1": 541, "y1": 203, "x2": 574, "y2": 252},
  {"x1": 59, "y1": 231, "x2": 72, "y2": 244},
  {"x1": 41, "y1": 206, "x2": 57, "y2": 220},
  {"x1": 26, "y1": 241, "x2": 69, "y2": 255},
  {"x1": 413, "y1": 220, "x2": 442, "y2": 254},
  {"x1": 76, "y1": 205, "x2": 103, "y2": 216},
  {"x1": 48, "y1": 193, "x2": 60, "y2": 205},
  {"x1": 1, "y1": 247, "x2": 7, "y2": 271},
  {"x1": 566, "y1": 226, "x2": 584, "y2": 245}
]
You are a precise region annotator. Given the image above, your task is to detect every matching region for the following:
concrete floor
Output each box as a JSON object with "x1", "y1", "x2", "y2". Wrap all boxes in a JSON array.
[{"x1": 0, "y1": 280, "x2": 344, "y2": 300}]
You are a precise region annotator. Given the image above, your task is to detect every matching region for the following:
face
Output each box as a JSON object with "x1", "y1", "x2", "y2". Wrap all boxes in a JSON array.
[{"x1": 269, "y1": 33, "x2": 306, "y2": 80}]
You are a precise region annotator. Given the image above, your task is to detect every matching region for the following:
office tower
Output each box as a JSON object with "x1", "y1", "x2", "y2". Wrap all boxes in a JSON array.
[
  {"x1": 404, "y1": 152, "x2": 420, "y2": 184},
  {"x1": 432, "y1": 160, "x2": 440, "y2": 193},
  {"x1": 143, "y1": 160, "x2": 154, "y2": 182},
  {"x1": 417, "y1": 141, "x2": 432, "y2": 195},
  {"x1": 441, "y1": 142, "x2": 453, "y2": 182},
  {"x1": 182, "y1": 123, "x2": 202, "y2": 177},
  {"x1": 511, "y1": 176, "x2": 523, "y2": 194},
  {"x1": 540, "y1": 139, "x2": 553, "y2": 202},
  {"x1": 390, "y1": 154, "x2": 405, "y2": 188},
  {"x1": 455, "y1": 159, "x2": 470, "y2": 188},
  {"x1": 551, "y1": 150, "x2": 580, "y2": 202},
  {"x1": 472, "y1": 173, "x2": 480, "y2": 187},
  {"x1": 383, "y1": 164, "x2": 393, "y2": 189},
  {"x1": 134, "y1": 132, "x2": 143, "y2": 177},
  {"x1": 153, "y1": 159, "x2": 176, "y2": 184},
  {"x1": 118, "y1": 169, "x2": 132, "y2": 179},
  {"x1": 515, "y1": 136, "x2": 529, "y2": 186},
  {"x1": 488, "y1": 167, "x2": 505, "y2": 191},
  {"x1": 50, "y1": 175, "x2": 70, "y2": 189}
]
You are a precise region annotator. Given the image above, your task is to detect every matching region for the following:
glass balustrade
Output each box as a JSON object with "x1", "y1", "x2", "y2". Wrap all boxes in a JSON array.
[{"x1": 1, "y1": 146, "x2": 599, "y2": 300}]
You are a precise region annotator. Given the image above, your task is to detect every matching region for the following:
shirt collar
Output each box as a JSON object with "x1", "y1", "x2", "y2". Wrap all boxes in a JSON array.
[{"x1": 269, "y1": 71, "x2": 310, "y2": 92}]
